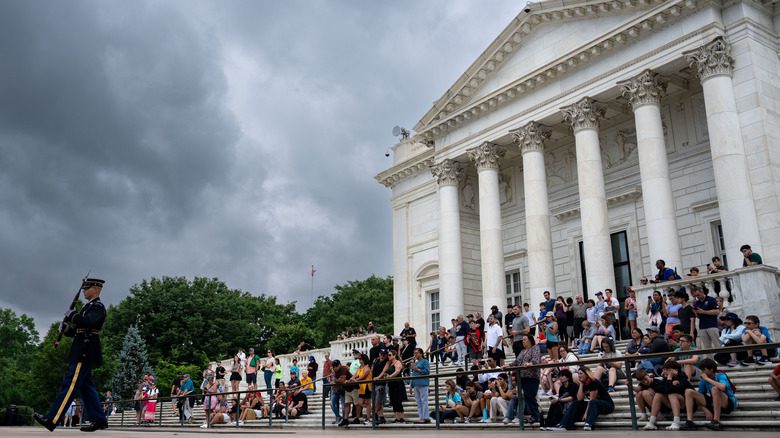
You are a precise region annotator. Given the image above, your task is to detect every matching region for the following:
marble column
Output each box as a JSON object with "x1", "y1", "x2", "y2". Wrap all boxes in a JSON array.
[
  {"x1": 561, "y1": 97, "x2": 616, "y2": 294},
  {"x1": 510, "y1": 122, "x2": 555, "y2": 313},
  {"x1": 685, "y1": 37, "x2": 762, "y2": 263},
  {"x1": 468, "y1": 142, "x2": 507, "y2": 316},
  {"x1": 431, "y1": 159, "x2": 465, "y2": 321},
  {"x1": 619, "y1": 70, "x2": 682, "y2": 274}
]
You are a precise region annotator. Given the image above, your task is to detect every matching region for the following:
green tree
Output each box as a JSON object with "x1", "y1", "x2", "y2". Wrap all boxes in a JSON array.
[
  {"x1": 305, "y1": 275, "x2": 393, "y2": 346},
  {"x1": 0, "y1": 309, "x2": 39, "y2": 407},
  {"x1": 101, "y1": 276, "x2": 306, "y2": 365},
  {"x1": 109, "y1": 325, "x2": 153, "y2": 400}
]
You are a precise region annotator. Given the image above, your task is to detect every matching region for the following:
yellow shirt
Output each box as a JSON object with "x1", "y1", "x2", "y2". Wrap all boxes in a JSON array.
[
  {"x1": 356, "y1": 366, "x2": 372, "y2": 394},
  {"x1": 300, "y1": 376, "x2": 313, "y2": 391}
]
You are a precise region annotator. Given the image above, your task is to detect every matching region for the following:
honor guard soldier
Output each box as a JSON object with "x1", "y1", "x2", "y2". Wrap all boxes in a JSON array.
[{"x1": 34, "y1": 278, "x2": 109, "y2": 432}]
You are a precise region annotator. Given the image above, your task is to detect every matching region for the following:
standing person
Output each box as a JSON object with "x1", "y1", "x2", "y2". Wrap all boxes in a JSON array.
[
  {"x1": 64, "y1": 400, "x2": 76, "y2": 428},
  {"x1": 410, "y1": 348, "x2": 431, "y2": 424},
  {"x1": 543, "y1": 313, "x2": 560, "y2": 361},
  {"x1": 307, "y1": 356, "x2": 319, "y2": 393},
  {"x1": 229, "y1": 355, "x2": 243, "y2": 394},
  {"x1": 647, "y1": 290, "x2": 665, "y2": 329},
  {"x1": 454, "y1": 315, "x2": 469, "y2": 366},
  {"x1": 400, "y1": 322, "x2": 417, "y2": 348},
  {"x1": 371, "y1": 349, "x2": 389, "y2": 424},
  {"x1": 565, "y1": 297, "x2": 575, "y2": 342},
  {"x1": 490, "y1": 305, "x2": 503, "y2": 328},
  {"x1": 103, "y1": 391, "x2": 113, "y2": 418},
  {"x1": 666, "y1": 292, "x2": 683, "y2": 339},
  {"x1": 510, "y1": 304, "x2": 530, "y2": 357},
  {"x1": 322, "y1": 353, "x2": 333, "y2": 400},
  {"x1": 465, "y1": 320, "x2": 484, "y2": 367},
  {"x1": 505, "y1": 334, "x2": 541, "y2": 424},
  {"x1": 384, "y1": 350, "x2": 406, "y2": 423},
  {"x1": 144, "y1": 380, "x2": 159, "y2": 425},
  {"x1": 178, "y1": 374, "x2": 195, "y2": 424},
  {"x1": 625, "y1": 288, "x2": 638, "y2": 333},
  {"x1": 522, "y1": 303, "x2": 537, "y2": 336},
  {"x1": 273, "y1": 358, "x2": 283, "y2": 389},
  {"x1": 691, "y1": 285, "x2": 720, "y2": 355},
  {"x1": 263, "y1": 351, "x2": 275, "y2": 394},
  {"x1": 245, "y1": 348, "x2": 258, "y2": 390},
  {"x1": 675, "y1": 290, "x2": 696, "y2": 338},
  {"x1": 34, "y1": 278, "x2": 109, "y2": 433},
  {"x1": 485, "y1": 315, "x2": 505, "y2": 366},
  {"x1": 331, "y1": 360, "x2": 352, "y2": 426},
  {"x1": 554, "y1": 297, "x2": 569, "y2": 346},
  {"x1": 505, "y1": 305, "x2": 516, "y2": 330}
]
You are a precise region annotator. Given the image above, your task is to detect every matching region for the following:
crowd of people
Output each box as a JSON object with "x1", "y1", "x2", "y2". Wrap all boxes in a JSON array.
[{"x1": 123, "y1": 245, "x2": 777, "y2": 430}]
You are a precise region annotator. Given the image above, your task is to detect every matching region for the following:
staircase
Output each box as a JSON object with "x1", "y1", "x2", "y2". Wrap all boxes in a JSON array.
[{"x1": 107, "y1": 339, "x2": 780, "y2": 430}]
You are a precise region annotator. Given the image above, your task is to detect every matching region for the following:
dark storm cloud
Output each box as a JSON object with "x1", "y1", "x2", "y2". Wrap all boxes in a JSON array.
[{"x1": 0, "y1": 0, "x2": 520, "y2": 331}]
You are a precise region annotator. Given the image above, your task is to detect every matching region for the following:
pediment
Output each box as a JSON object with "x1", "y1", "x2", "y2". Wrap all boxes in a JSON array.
[{"x1": 413, "y1": 0, "x2": 701, "y2": 137}]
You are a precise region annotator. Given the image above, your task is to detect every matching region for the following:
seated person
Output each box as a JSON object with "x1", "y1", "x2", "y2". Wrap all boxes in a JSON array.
[
  {"x1": 488, "y1": 373, "x2": 512, "y2": 422},
  {"x1": 547, "y1": 365, "x2": 614, "y2": 431},
  {"x1": 431, "y1": 379, "x2": 469, "y2": 423},
  {"x1": 542, "y1": 369, "x2": 579, "y2": 430},
  {"x1": 625, "y1": 328, "x2": 645, "y2": 356},
  {"x1": 206, "y1": 397, "x2": 232, "y2": 426},
  {"x1": 592, "y1": 338, "x2": 625, "y2": 392},
  {"x1": 715, "y1": 313, "x2": 746, "y2": 367},
  {"x1": 576, "y1": 321, "x2": 595, "y2": 354},
  {"x1": 633, "y1": 369, "x2": 659, "y2": 421},
  {"x1": 287, "y1": 371, "x2": 300, "y2": 388},
  {"x1": 741, "y1": 315, "x2": 773, "y2": 365},
  {"x1": 682, "y1": 358, "x2": 738, "y2": 430},
  {"x1": 299, "y1": 371, "x2": 314, "y2": 396},
  {"x1": 590, "y1": 316, "x2": 616, "y2": 353},
  {"x1": 238, "y1": 392, "x2": 268, "y2": 423},
  {"x1": 671, "y1": 335, "x2": 700, "y2": 381},
  {"x1": 460, "y1": 381, "x2": 485, "y2": 422},
  {"x1": 282, "y1": 388, "x2": 308, "y2": 418},
  {"x1": 637, "y1": 327, "x2": 669, "y2": 374},
  {"x1": 643, "y1": 360, "x2": 692, "y2": 431},
  {"x1": 770, "y1": 364, "x2": 780, "y2": 402}
]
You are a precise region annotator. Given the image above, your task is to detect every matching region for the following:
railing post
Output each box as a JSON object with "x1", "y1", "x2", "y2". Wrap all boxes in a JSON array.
[
  {"x1": 434, "y1": 376, "x2": 440, "y2": 430},
  {"x1": 370, "y1": 382, "x2": 376, "y2": 430},
  {"x1": 120, "y1": 401, "x2": 125, "y2": 427},
  {"x1": 268, "y1": 389, "x2": 273, "y2": 428},
  {"x1": 321, "y1": 385, "x2": 326, "y2": 430},
  {"x1": 236, "y1": 391, "x2": 241, "y2": 428},
  {"x1": 625, "y1": 358, "x2": 638, "y2": 431},
  {"x1": 158, "y1": 399, "x2": 163, "y2": 426},
  {"x1": 206, "y1": 395, "x2": 212, "y2": 429},
  {"x1": 518, "y1": 374, "x2": 525, "y2": 431},
  {"x1": 179, "y1": 396, "x2": 183, "y2": 426}
]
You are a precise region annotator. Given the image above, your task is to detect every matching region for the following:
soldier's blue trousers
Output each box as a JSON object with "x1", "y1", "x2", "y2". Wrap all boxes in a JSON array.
[{"x1": 47, "y1": 362, "x2": 107, "y2": 426}]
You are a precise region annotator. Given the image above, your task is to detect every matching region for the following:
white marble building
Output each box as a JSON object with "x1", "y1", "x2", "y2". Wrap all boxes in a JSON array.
[{"x1": 376, "y1": 0, "x2": 780, "y2": 343}]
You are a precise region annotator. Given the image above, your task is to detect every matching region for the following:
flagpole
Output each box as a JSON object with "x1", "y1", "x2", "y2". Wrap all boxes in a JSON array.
[{"x1": 310, "y1": 265, "x2": 316, "y2": 308}]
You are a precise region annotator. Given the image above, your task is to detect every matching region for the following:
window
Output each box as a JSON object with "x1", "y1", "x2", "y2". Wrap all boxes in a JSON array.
[
  {"x1": 429, "y1": 290, "x2": 440, "y2": 333},
  {"x1": 505, "y1": 271, "x2": 521, "y2": 307},
  {"x1": 711, "y1": 221, "x2": 728, "y2": 269}
]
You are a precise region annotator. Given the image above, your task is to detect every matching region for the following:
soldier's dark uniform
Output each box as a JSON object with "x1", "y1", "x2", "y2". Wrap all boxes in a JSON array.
[{"x1": 35, "y1": 278, "x2": 108, "y2": 432}]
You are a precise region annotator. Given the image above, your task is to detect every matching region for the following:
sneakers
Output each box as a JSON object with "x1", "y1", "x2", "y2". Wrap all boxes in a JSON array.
[
  {"x1": 479, "y1": 417, "x2": 489, "y2": 423},
  {"x1": 705, "y1": 420, "x2": 721, "y2": 431},
  {"x1": 607, "y1": 386, "x2": 615, "y2": 393},
  {"x1": 643, "y1": 422, "x2": 658, "y2": 430},
  {"x1": 726, "y1": 360, "x2": 740, "y2": 367},
  {"x1": 199, "y1": 424, "x2": 208, "y2": 429},
  {"x1": 502, "y1": 418, "x2": 510, "y2": 424},
  {"x1": 680, "y1": 420, "x2": 698, "y2": 430},
  {"x1": 547, "y1": 425, "x2": 568, "y2": 431},
  {"x1": 756, "y1": 356, "x2": 770, "y2": 365},
  {"x1": 666, "y1": 422, "x2": 681, "y2": 431},
  {"x1": 464, "y1": 417, "x2": 471, "y2": 423},
  {"x1": 740, "y1": 357, "x2": 755, "y2": 367},
  {"x1": 454, "y1": 418, "x2": 464, "y2": 423},
  {"x1": 583, "y1": 423, "x2": 592, "y2": 431},
  {"x1": 638, "y1": 413, "x2": 647, "y2": 422}
]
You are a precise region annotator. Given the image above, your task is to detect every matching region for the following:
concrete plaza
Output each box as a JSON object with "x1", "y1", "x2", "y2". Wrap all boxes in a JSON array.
[{"x1": 3, "y1": 428, "x2": 780, "y2": 438}]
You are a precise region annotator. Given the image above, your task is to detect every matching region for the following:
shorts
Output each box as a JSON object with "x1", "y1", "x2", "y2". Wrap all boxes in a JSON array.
[
  {"x1": 488, "y1": 348, "x2": 505, "y2": 361},
  {"x1": 222, "y1": 413, "x2": 231, "y2": 423},
  {"x1": 467, "y1": 345, "x2": 483, "y2": 360},
  {"x1": 345, "y1": 389, "x2": 360, "y2": 405},
  {"x1": 546, "y1": 341, "x2": 559, "y2": 350},
  {"x1": 359, "y1": 390, "x2": 372, "y2": 400},
  {"x1": 246, "y1": 373, "x2": 257, "y2": 385},
  {"x1": 230, "y1": 372, "x2": 242, "y2": 382},
  {"x1": 705, "y1": 394, "x2": 735, "y2": 414},
  {"x1": 628, "y1": 310, "x2": 637, "y2": 321}
]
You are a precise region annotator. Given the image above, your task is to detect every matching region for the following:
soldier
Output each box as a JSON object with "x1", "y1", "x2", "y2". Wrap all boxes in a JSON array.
[{"x1": 34, "y1": 278, "x2": 108, "y2": 432}]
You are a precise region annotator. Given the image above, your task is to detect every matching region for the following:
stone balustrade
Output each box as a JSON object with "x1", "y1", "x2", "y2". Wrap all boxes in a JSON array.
[{"x1": 630, "y1": 265, "x2": 780, "y2": 339}]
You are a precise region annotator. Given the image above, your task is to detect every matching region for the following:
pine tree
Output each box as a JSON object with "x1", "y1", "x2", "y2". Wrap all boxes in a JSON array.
[{"x1": 109, "y1": 325, "x2": 153, "y2": 400}]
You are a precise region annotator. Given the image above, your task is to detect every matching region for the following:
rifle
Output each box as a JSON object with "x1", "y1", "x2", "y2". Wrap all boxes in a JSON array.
[{"x1": 54, "y1": 271, "x2": 90, "y2": 348}]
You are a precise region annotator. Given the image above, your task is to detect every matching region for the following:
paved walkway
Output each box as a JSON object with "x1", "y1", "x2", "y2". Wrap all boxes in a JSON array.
[{"x1": 3, "y1": 428, "x2": 780, "y2": 438}]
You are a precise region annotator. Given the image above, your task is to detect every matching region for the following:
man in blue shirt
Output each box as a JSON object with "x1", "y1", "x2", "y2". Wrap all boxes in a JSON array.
[
  {"x1": 410, "y1": 348, "x2": 430, "y2": 423},
  {"x1": 178, "y1": 374, "x2": 196, "y2": 423},
  {"x1": 652, "y1": 259, "x2": 680, "y2": 283},
  {"x1": 691, "y1": 285, "x2": 720, "y2": 354},
  {"x1": 543, "y1": 291, "x2": 556, "y2": 313},
  {"x1": 682, "y1": 358, "x2": 737, "y2": 430}
]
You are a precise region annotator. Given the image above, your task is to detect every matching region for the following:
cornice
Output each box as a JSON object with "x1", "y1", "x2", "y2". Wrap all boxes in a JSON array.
[
  {"x1": 552, "y1": 186, "x2": 642, "y2": 221},
  {"x1": 415, "y1": 0, "x2": 701, "y2": 138},
  {"x1": 375, "y1": 148, "x2": 435, "y2": 188}
]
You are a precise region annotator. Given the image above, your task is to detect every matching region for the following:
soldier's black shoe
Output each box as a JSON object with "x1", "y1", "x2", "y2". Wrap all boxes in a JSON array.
[
  {"x1": 80, "y1": 421, "x2": 108, "y2": 432},
  {"x1": 33, "y1": 413, "x2": 56, "y2": 432}
]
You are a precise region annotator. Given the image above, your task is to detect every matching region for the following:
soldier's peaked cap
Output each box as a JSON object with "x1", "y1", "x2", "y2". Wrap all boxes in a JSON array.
[{"x1": 82, "y1": 278, "x2": 105, "y2": 289}]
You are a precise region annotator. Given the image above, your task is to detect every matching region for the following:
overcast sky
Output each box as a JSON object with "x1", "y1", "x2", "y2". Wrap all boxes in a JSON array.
[{"x1": 0, "y1": 0, "x2": 520, "y2": 333}]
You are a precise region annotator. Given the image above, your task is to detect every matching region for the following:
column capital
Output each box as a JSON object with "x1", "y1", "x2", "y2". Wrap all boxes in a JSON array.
[
  {"x1": 510, "y1": 121, "x2": 551, "y2": 155},
  {"x1": 684, "y1": 36, "x2": 734, "y2": 80},
  {"x1": 560, "y1": 97, "x2": 606, "y2": 133},
  {"x1": 618, "y1": 69, "x2": 668, "y2": 109},
  {"x1": 467, "y1": 142, "x2": 506, "y2": 171},
  {"x1": 430, "y1": 158, "x2": 463, "y2": 186}
]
